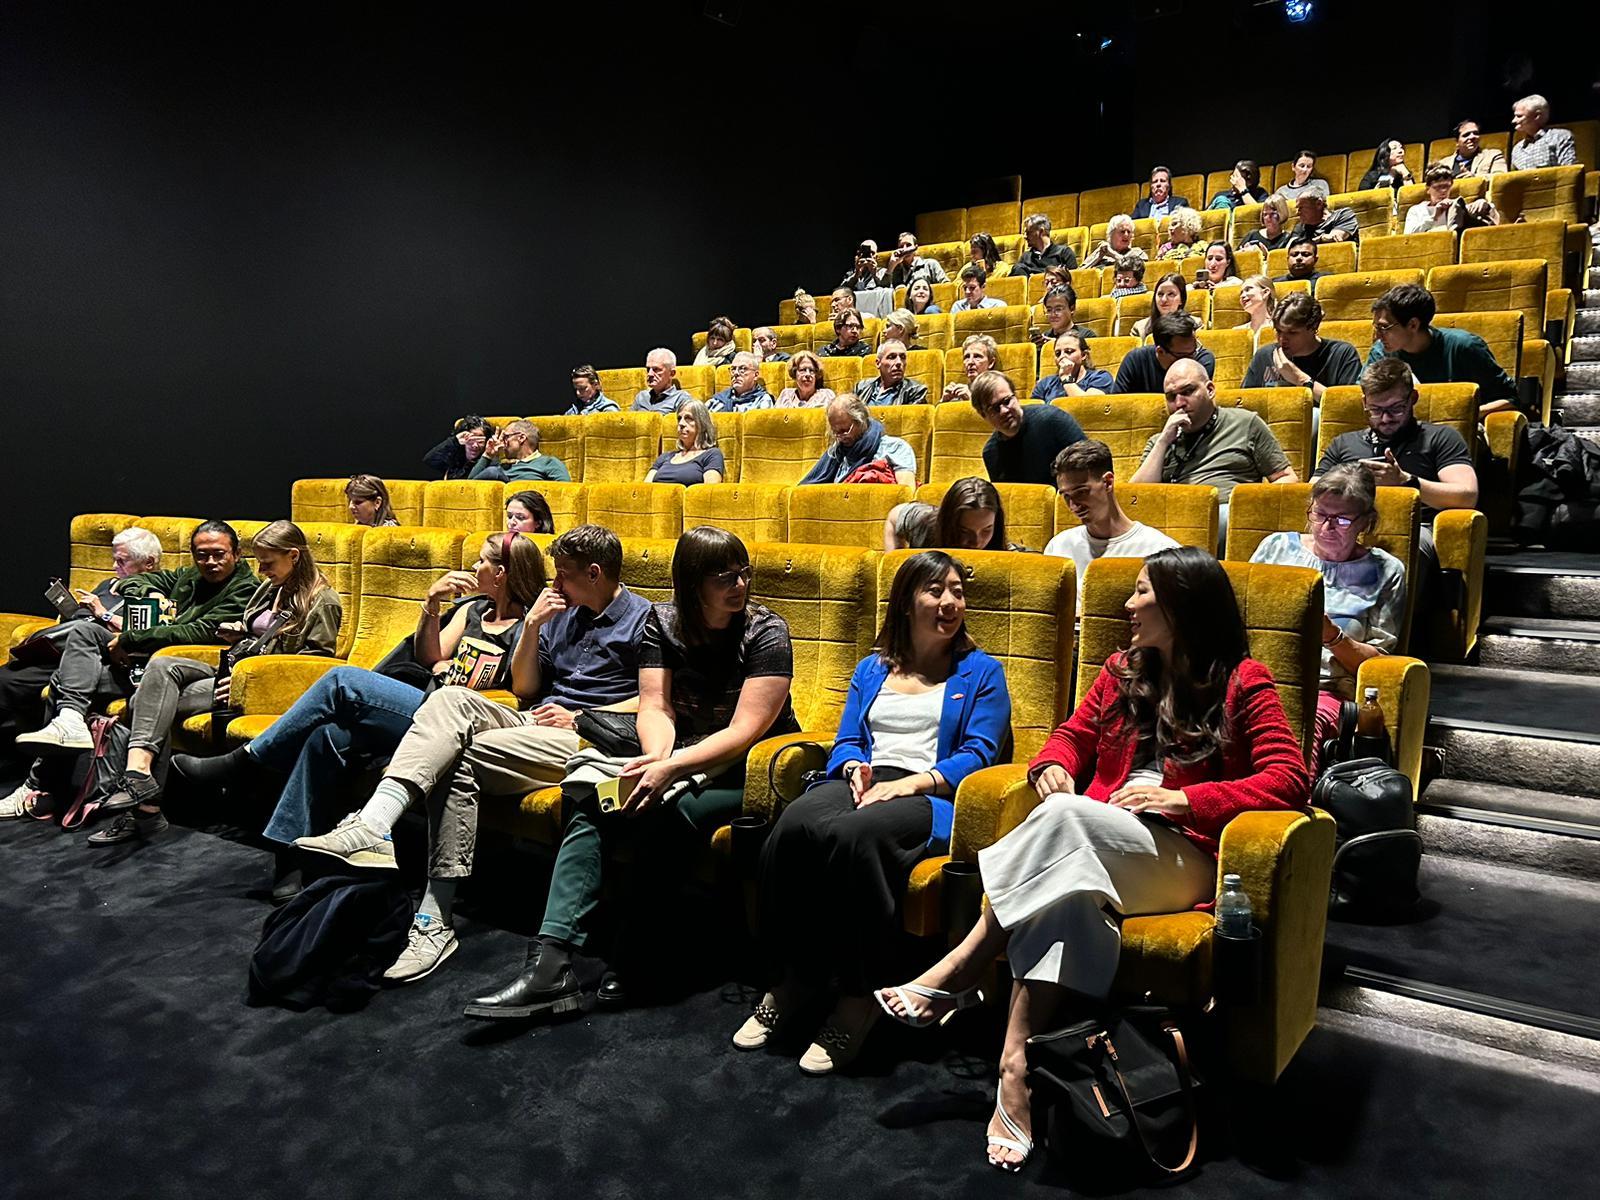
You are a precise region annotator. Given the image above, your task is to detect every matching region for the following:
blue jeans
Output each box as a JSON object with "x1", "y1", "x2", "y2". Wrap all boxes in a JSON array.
[{"x1": 255, "y1": 667, "x2": 425, "y2": 845}]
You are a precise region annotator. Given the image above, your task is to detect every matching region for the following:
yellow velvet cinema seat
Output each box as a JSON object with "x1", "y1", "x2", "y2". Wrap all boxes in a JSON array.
[
  {"x1": 1052, "y1": 483, "x2": 1219, "y2": 551},
  {"x1": 955, "y1": 555, "x2": 1334, "y2": 1084},
  {"x1": 767, "y1": 324, "x2": 814, "y2": 357},
  {"x1": 291, "y1": 479, "x2": 358, "y2": 525},
  {"x1": 1231, "y1": 203, "x2": 1267, "y2": 246},
  {"x1": 738, "y1": 408, "x2": 831, "y2": 485},
  {"x1": 928, "y1": 402, "x2": 997, "y2": 483},
  {"x1": 1069, "y1": 267, "x2": 1102, "y2": 299},
  {"x1": 900, "y1": 349, "x2": 945, "y2": 398},
  {"x1": 816, "y1": 354, "x2": 867, "y2": 397},
  {"x1": 597, "y1": 367, "x2": 645, "y2": 407},
  {"x1": 1021, "y1": 193, "x2": 1079, "y2": 235},
  {"x1": 1266, "y1": 241, "x2": 1358, "y2": 278},
  {"x1": 528, "y1": 416, "x2": 585, "y2": 481},
  {"x1": 915, "y1": 481, "x2": 1056, "y2": 551},
  {"x1": 1426, "y1": 261, "x2": 1555, "y2": 420},
  {"x1": 524, "y1": 481, "x2": 587, "y2": 533},
  {"x1": 674, "y1": 365, "x2": 717, "y2": 405},
  {"x1": 1314, "y1": 269, "x2": 1426, "y2": 321},
  {"x1": 1431, "y1": 310, "x2": 1552, "y2": 426},
  {"x1": 1216, "y1": 387, "x2": 1315, "y2": 479},
  {"x1": 907, "y1": 314, "x2": 954, "y2": 352},
  {"x1": 584, "y1": 482, "x2": 685, "y2": 540},
  {"x1": 423, "y1": 480, "x2": 505, "y2": 531},
  {"x1": 0, "y1": 513, "x2": 143, "y2": 652},
  {"x1": 222, "y1": 527, "x2": 469, "y2": 745},
  {"x1": 1210, "y1": 279, "x2": 1310, "y2": 329},
  {"x1": 1200, "y1": 328, "x2": 1257, "y2": 389},
  {"x1": 1489, "y1": 164, "x2": 1585, "y2": 225},
  {"x1": 953, "y1": 304, "x2": 1032, "y2": 350},
  {"x1": 916, "y1": 208, "x2": 968, "y2": 246},
  {"x1": 969, "y1": 200, "x2": 1022, "y2": 238},
  {"x1": 1317, "y1": 384, "x2": 1496, "y2": 661},
  {"x1": 940, "y1": 345, "x2": 1036, "y2": 403},
  {"x1": 1086, "y1": 336, "x2": 1143, "y2": 378},
  {"x1": 682, "y1": 483, "x2": 789, "y2": 543},
  {"x1": 1071, "y1": 297, "x2": 1117, "y2": 337},
  {"x1": 581, "y1": 412, "x2": 660, "y2": 483},
  {"x1": 1328, "y1": 187, "x2": 1399, "y2": 240},
  {"x1": 1460, "y1": 221, "x2": 1580, "y2": 341},
  {"x1": 1358, "y1": 229, "x2": 1457, "y2": 275},
  {"x1": 1078, "y1": 184, "x2": 1140, "y2": 229},
  {"x1": 786, "y1": 484, "x2": 913, "y2": 548},
  {"x1": 876, "y1": 406, "x2": 933, "y2": 476},
  {"x1": 1057, "y1": 393, "x2": 1169, "y2": 480},
  {"x1": 985, "y1": 276, "x2": 1028, "y2": 307}
]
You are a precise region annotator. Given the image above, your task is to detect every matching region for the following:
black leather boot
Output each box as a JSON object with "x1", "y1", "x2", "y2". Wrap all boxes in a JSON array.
[{"x1": 462, "y1": 939, "x2": 596, "y2": 1020}]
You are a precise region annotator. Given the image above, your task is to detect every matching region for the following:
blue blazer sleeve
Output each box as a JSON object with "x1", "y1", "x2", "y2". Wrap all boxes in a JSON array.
[
  {"x1": 930, "y1": 651, "x2": 1012, "y2": 793},
  {"x1": 825, "y1": 657, "x2": 881, "y2": 776}
]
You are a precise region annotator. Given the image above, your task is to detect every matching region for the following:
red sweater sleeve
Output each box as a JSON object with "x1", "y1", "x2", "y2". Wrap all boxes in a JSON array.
[
  {"x1": 1183, "y1": 661, "x2": 1312, "y2": 837},
  {"x1": 1029, "y1": 660, "x2": 1117, "y2": 787}
]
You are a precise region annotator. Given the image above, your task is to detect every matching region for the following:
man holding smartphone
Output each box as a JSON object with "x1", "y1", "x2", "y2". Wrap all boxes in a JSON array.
[{"x1": 887, "y1": 231, "x2": 948, "y2": 290}]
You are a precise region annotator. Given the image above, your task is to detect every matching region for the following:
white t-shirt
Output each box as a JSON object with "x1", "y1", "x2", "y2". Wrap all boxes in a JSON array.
[
  {"x1": 868, "y1": 681, "x2": 946, "y2": 774},
  {"x1": 1043, "y1": 521, "x2": 1181, "y2": 597}
]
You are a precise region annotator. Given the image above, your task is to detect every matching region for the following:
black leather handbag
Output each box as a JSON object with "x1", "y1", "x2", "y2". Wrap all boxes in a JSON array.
[
  {"x1": 575, "y1": 709, "x2": 642, "y2": 758},
  {"x1": 1312, "y1": 756, "x2": 1421, "y2": 920},
  {"x1": 1026, "y1": 1006, "x2": 1201, "y2": 1178}
]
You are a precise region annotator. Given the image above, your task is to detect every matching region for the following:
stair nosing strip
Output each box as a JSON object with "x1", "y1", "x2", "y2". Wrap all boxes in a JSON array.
[
  {"x1": 1415, "y1": 804, "x2": 1600, "y2": 841},
  {"x1": 1486, "y1": 564, "x2": 1600, "y2": 578},
  {"x1": 1341, "y1": 966, "x2": 1600, "y2": 1040},
  {"x1": 1427, "y1": 715, "x2": 1600, "y2": 744},
  {"x1": 1479, "y1": 622, "x2": 1600, "y2": 644}
]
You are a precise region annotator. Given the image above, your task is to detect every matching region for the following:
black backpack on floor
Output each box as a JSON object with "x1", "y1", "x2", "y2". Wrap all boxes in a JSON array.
[
  {"x1": 247, "y1": 875, "x2": 412, "y2": 1011},
  {"x1": 1312, "y1": 757, "x2": 1421, "y2": 921}
]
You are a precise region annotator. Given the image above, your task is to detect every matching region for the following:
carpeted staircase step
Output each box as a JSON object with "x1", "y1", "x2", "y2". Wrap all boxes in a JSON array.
[
  {"x1": 1428, "y1": 722, "x2": 1600, "y2": 798},
  {"x1": 1556, "y1": 392, "x2": 1600, "y2": 424},
  {"x1": 1586, "y1": 289, "x2": 1600, "y2": 309},
  {"x1": 1323, "y1": 856, "x2": 1600, "y2": 1034},
  {"x1": 1578, "y1": 310, "x2": 1600, "y2": 336},
  {"x1": 1418, "y1": 779, "x2": 1600, "y2": 882},
  {"x1": 1478, "y1": 616, "x2": 1600, "y2": 674},
  {"x1": 1574, "y1": 337, "x2": 1600, "y2": 364},
  {"x1": 1569, "y1": 362, "x2": 1600, "y2": 391},
  {"x1": 1428, "y1": 663, "x2": 1600, "y2": 739},
  {"x1": 1484, "y1": 552, "x2": 1600, "y2": 619}
]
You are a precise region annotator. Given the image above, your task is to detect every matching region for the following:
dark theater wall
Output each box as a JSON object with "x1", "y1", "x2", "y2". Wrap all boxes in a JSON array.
[{"x1": 0, "y1": 1, "x2": 1587, "y2": 612}]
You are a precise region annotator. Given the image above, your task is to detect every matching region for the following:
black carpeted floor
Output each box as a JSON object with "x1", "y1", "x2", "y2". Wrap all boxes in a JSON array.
[
  {"x1": 4, "y1": 814, "x2": 1599, "y2": 1198},
  {"x1": 1325, "y1": 856, "x2": 1600, "y2": 1022},
  {"x1": 1427, "y1": 666, "x2": 1600, "y2": 737}
]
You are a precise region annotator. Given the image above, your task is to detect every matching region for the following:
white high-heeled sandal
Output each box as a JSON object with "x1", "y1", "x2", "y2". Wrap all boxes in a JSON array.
[
  {"x1": 987, "y1": 1096, "x2": 1033, "y2": 1172},
  {"x1": 874, "y1": 982, "x2": 984, "y2": 1028}
]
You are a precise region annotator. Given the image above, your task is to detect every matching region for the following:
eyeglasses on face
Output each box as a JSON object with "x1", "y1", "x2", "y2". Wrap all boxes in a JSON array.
[
  {"x1": 710, "y1": 565, "x2": 753, "y2": 589},
  {"x1": 193, "y1": 549, "x2": 232, "y2": 562},
  {"x1": 1309, "y1": 509, "x2": 1359, "y2": 529},
  {"x1": 1372, "y1": 319, "x2": 1399, "y2": 335},
  {"x1": 1363, "y1": 401, "x2": 1410, "y2": 418}
]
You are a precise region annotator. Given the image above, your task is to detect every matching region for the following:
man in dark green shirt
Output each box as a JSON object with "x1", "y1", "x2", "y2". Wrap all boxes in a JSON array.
[{"x1": 1366, "y1": 283, "x2": 1518, "y2": 416}]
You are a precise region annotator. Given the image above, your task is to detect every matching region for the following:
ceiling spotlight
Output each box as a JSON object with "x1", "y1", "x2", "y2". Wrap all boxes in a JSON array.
[{"x1": 1284, "y1": 0, "x2": 1313, "y2": 21}]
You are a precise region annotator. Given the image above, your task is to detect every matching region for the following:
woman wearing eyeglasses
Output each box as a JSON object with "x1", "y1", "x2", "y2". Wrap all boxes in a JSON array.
[
  {"x1": 463, "y1": 526, "x2": 799, "y2": 1021},
  {"x1": 735, "y1": 550, "x2": 1011, "y2": 1074},
  {"x1": 1248, "y1": 463, "x2": 1405, "y2": 765}
]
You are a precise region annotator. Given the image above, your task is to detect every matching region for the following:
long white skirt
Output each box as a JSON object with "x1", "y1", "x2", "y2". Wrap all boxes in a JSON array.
[{"x1": 977, "y1": 792, "x2": 1216, "y2": 997}]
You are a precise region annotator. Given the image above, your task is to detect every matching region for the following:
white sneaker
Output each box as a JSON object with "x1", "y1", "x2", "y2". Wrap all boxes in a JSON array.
[
  {"x1": 292, "y1": 813, "x2": 397, "y2": 869},
  {"x1": 383, "y1": 915, "x2": 459, "y2": 983},
  {"x1": 15, "y1": 710, "x2": 93, "y2": 753},
  {"x1": 0, "y1": 784, "x2": 43, "y2": 820}
]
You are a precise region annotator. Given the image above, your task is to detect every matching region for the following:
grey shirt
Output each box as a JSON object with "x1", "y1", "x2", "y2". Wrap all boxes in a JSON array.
[{"x1": 1139, "y1": 406, "x2": 1291, "y2": 501}]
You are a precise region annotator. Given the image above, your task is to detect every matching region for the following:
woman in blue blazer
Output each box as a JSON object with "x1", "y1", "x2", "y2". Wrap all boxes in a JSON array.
[{"x1": 732, "y1": 551, "x2": 1012, "y2": 1074}]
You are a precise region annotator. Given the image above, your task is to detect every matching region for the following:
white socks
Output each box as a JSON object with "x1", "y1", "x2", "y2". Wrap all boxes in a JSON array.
[
  {"x1": 418, "y1": 879, "x2": 457, "y2": 926},
  {"x1": 358, "y1": 778, "x2": 415, "y2": 837}
]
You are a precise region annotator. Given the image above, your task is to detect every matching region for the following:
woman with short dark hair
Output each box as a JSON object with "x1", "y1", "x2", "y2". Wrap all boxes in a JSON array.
[
  {"x1": 505, "y1": 490, "x2": 555, "y2": 535},
  {"x1": 694, "y1": 316, "x2": 739, "y2": 367},
  {"x1": 738, "y1": 550, "x2": 1011, "y2": 1073},
  {"x1": 879, "y1": 547, "x2": 1309, "y2": 1170}
]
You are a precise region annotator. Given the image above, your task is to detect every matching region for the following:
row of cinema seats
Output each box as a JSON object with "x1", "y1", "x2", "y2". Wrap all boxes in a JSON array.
[{"x1": 0, "y1": 516, "x2": 1429, "y2": 1081}]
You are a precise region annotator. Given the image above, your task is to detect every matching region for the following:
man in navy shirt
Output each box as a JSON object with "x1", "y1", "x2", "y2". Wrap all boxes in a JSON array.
[
  {"x1": 631, "y1": 349, "x2": 694, "y2": 412},
  {"x1": 299, "y1": 525, "x2": 652, "y2": 984},
  {"x1": 1111, "y1": 313, "x2": 1217, "y2": 393},
  {"x1": 973, "y1": 369, "x2": 1086, "y2": 484}
]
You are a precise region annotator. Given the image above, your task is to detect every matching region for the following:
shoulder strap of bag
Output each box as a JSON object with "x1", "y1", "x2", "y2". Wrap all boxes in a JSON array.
[
  {"x1": 767, "y1": 741, "x2": 830, "y2": 807},
  {"x1": 60, "y1": 715, "x2": 119, "y2": 829},
  {"x1": 1098, "y1": 1022, "x2": 1200, "y2": 1176}
]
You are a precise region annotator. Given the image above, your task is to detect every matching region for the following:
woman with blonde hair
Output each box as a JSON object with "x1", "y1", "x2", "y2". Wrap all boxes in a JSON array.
[
  {"x1": 1155, "y1": 207, "x2": 1204, "y2": 262},
  {"x1": 1239, "y1": 195, "x2": 1293, "y2": 254},
  {"x1": 775, "y1": 351, "x2": 835, "y2": 409},
  {"x1": 1235, "y1": 274, "x2": 1278, "y2": 336},
  {"x1": 794, "y1": 289, "x2": 819, "y2": 325},
  {"x1": 345, "y1": 474, "x2": 399, "y2": 527},
  {"x1": 881, "y1": 308, "x2": 921, "y2": 351}
]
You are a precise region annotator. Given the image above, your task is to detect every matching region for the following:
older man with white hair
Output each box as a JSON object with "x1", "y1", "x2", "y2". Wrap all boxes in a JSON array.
[
  {"x1": 797, "y1": 394, "x2": 917, "y2": 486},
  {"x1": 854, "y1": 340, "x2": 928, "y2": 406},
  {"x1": 630, "y1": 348, "x2": 694, "y2": 413},
  {"x1": 708, "y1": 352, "x2": 775, "y2": 413},
  {"x1": 1510, "y1": 94, "x2": 1577, "y2": 170}
]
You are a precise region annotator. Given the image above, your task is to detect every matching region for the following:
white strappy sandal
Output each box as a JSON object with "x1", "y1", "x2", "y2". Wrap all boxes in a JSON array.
[
  {"x1": 987, "y1": 1097, "x2": 1034, "y2": 1172},
  {"x1": 874, "y1": 982, "x2": 984, "y2": 1028}
]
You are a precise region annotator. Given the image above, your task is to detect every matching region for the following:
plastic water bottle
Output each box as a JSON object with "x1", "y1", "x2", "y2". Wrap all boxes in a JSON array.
[{"x1": 1217, "y1": 873, "x2": 1253, "y2": 939}]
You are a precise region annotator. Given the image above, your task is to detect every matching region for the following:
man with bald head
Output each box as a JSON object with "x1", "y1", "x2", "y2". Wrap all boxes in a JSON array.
[{"x1": 630, "y1": 348, "x2": 694, "y2": 412}]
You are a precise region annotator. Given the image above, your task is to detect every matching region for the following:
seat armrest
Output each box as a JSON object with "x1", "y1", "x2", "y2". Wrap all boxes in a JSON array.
[
  {"x1": 1354, "y1": 656, "x2": 1431, "y2": 801},
  {"x1": 743, "y1": 732, "x2": 833, "y2": 823},
  {"x1": 949, "y1": 764, "x2": 1034, "y2": 864},
  {"x1": 1431, "y1": 509, "x2": 1487, "y2": 661},
  {"x1": 0, "y1": 613, "x2": 55, "y2": 652}
]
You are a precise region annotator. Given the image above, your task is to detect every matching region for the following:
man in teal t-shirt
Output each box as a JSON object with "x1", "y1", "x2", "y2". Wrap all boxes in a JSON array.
[
  {"x1": 1366, "y1": 283, "x2": 1518, "y2": 416},
  {"x1": 470, "y1": 420, "x2": 572, "y2": 482}
]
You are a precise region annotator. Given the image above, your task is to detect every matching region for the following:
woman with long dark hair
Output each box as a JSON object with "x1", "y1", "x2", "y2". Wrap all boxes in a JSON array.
[
  {"x1": 1126, "y1": 271, "x2": 1188, "y2": 340},
  {"x1": 1358, "y1": 139, "x2": 1414, "y2": 191},
  {"x1": 878, "y1": 547, "x2": 1310, "y2": 1171},
  {"x1": 737, "y1": 551, "x2": 1011, "y2": 1073},
  {"x1": 934, "y1": 477, "x2": 1027, "y2": 552}
]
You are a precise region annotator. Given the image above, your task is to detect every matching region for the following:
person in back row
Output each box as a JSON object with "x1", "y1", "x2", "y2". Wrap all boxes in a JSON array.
[
  {"x1": 465, "y1": 526, "x2": 800, "y2": 1019},
  {"x1": 424, "y1": 416, "x2": 495, "y2": 480},
  {"x1": 1032, "y1": 331, "x2": 1112, "y2": 401},
  {"x1": 566, "y1": 364, "x2": 620, "y2": 415},
  {"x1": 1132, "y1": 165, "x2": 1190, "y2": 221},
  {"x1": 819, "y1": 309, "x2": 873, "y2": 358},
  {"x1": 1043, "y1": 440, "x2": 1179, "y2": 599},
  {"x1": 345, "y1": 474, "x2": 400, "y2": 526},
  {"x1": 631, "y1": 348, "x2": 695, "y2": 413},
  {"x1": 1111, "y1": 313, "x2": 1216, "y2": 393},
  {"x1": 646, "y1": 401, "x2": 726, "y2": 485},
  {"x1": 951, "y1": 264, "x2": 1005, "y2": 313},
  {"x1": 708, "y1": 352, "x2": 774, "y2": 413},
  {"x1": 1510, "y1": 94, "x2": 1576, "y2": 169},
  {"x1": 1240, "y1": 292, "x2": 1364, "y2": 406},
  {"x1": 855, "y1": 340, "x2": 928, "y2": 406},
  {"x1": 694, "y1": 316, "x2": 739, "y2": 368},
  {"x1": 1366, "y1": 284, "x2": 1517, "y2": 416},
  {"x1": 798, "y1": 395, "x2": 917, "y2": 486},
  {"x1": 752, "y1": 327, "x2": 790, "y2": 363},
  {"x1": 972, "y1": 370, "x2": 1085, "y2": 486},
  {"x1": 470, "y1": 420, "x2": 572, "y2": 483},
  {"x1": 1013, "y1": 213, "x2": 1078, "y2": 275},
  {"x1": 294, "y1": 525, "x2": 650, "y2": 983},
  {"x1": 1448, "y1": 119, "x2": 1506, "y2": 178}
]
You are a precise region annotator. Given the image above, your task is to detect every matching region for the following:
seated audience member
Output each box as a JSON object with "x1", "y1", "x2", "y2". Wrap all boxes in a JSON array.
[
  {"x1": 709, "y1": 352, "x2": 775, "y2": 413},
  {"x1": 0, "y1": 526, "x2": 161, "y2": 795},
  {"x1": 566, "y1": 364, "x2": 620, "y2": 415},
  {"x1": 888, "y1": 232, "x2": 950, "y2": 290},
  {"x1": 1448, "y1": 119, "x2": 1506, "y2": 178},
  {"x1": 1043, "y1": 440, "x2": 1179, "y2": 598},
  {"x1": 14, "y1": 521, "x2": 257, "y2": 827},
  {"x1": 973, "y1": 370, "x2": 1086, "y2": 485},
  {"x1": 1510, "y1": 94, "x2": 1577, "y2": 169},
  {"x1": 1155, "y1": 207, "x2": 1204, "y2": 262},
  {"x1": 819, "y1": 309, "x2": 873, "y2": 358},
  {"x1": 828, "y1": 287, "x2": 858, "y2": 319},
  {"x1": 1273, "y1": 150, "x2": 1330, "y2": 205},
  {"x1": 878, "y1": 546, "x2": 1309, "y2": 1171},
  {"x1": 951, "y1": 264, "x2": 1006, "y2": 313},
  {"x1": 505, "y1": 490, "x2": 556, "y2": 535},
  {"x1": 294, "y1": 525, "x2": 651, "y2": 981},
  {"x1": 471, "y1": 420, "x2": 572, "y2": 483},
  {"x1": 1249, "y1": 464, "x2": 1405, "y2": 769},
  {"x1": 89, "y1": 521, "x2": 343, "y2": 845},
  {"x1": 694, "y1": 316, "x2": 739, "y2": 368},
  {"x1": 1014, "y1": 213, "x2": 1078, "y2": 276},
  {"x1": 467, "y1": 527, "x2": 800, "y2": 1018},
  {"x1": 1239, "y1": 195, "x2": 1293, "y2": 253},
  {"x1": 1405, "y1": 163, "x2": 1498, "y2": 233},
  {"x1": 1357, "y1": 138, "x2": 1415, "y2": 191},
  {"x1": 1111, "y1": 313, "x2": 1216, "y2": 393},
  {"x1": 799, "y1": 395, "x2": 918, "y2": 486},
  {"x1": 1241, "y1": 292, "x2": 1363, "y2": 404},
  {"x1": 1367, "y1": 284, "x2": 1517, "y2": 415},
  {"x1": 1132, "y1": 165, "x2": 1190, "y2": 221},
  {"x1": 1125, "y1": 272, "x2": 1187, "y2": 340},
  {"x1": 1274, "y1": 235, "x2": 1329, "y2": 288},
  {"x1": 841, "y1": 240, "x2": 889, "y2": 291},
  {"x1": 1032, "y1": 284, "x2": 1095, "y2": 349},
  {"x1": 646, "y1": 401, "x2": 727, "y2": 485},
  {"x1": 1194, "y1": 241, "x2": 1243, "y2": 291},
  {"x1": 968, "y1": 232, "x2": 1011, "y2": 280},
  {"x1": 1040, "y1": 263, "x2": 1072, "y2": 292},
  {"x1": 1236, "y1": 275, "x2": 1278, "y2": 336},
  {"x1": 1208, "y1": 160, "x2": 1269, "y2": 210},
  {"x1": 943, "y1": 334, "x2": 998, "y2": 403},
  {"x1": 855, "y1": 340, "x2": 928, "y2": 406},
  {"x1": 881, "y1": 308, "x2": 922, "y2": 351},
  {"x1": 1107, "y1": 256, "x2": 1149, "y2": 300},
  {"x1": 1033, "y1": 331, "x2": 1112, "y2": 401},
  {"x1": 905, "y1": 278, "x2": 942, "y2": 315},
  {"x1": 794, "y1": 289, "x2": 820, "y2": 325},
  {"x1": 752, "y1": 327, "x2": 791, "y2": 364},
  {"x1": 346, "y1": 474, "x2": 400, "y2": 527},
  {"x1": 931, "y1": 478, "x2": 1028, "y2": 552},
  {"x1": 1082, "y1": 214, "x2": 1140, "y2": 270},
  {"x1": 1296, "y1": 193, "x2": 1360, "y2": 244},
  {"x1": 1316, "y1": 358, "x2": 1478, "y2": 614},
  {"x1": 775, "y1": 351, "x2": 836, "y2": 409},
  {"x1": 739, "y1": 550, "x2": 1010, "y2": 1072},
  {"x1": 631, "y1": 348, "x2": 695, "y2": 413},
  {"x1": 174, "y1": 534, "x2": 544, "y2": 884},
  {"x1": 882, "y1": 501, "x2": 938, "y2": 551},
  {"x1": 425, "y1": 416, "x2": 496, "y2": 480}
]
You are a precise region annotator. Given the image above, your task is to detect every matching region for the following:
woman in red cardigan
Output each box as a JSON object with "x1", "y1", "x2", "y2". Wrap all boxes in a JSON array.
[{"x1": 877, "y1": 546, "x2": 1311, "y2": 1172}]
